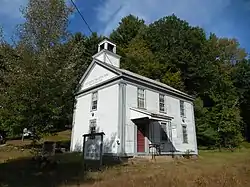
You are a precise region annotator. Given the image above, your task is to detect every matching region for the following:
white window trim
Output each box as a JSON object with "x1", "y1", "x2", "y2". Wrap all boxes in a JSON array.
[
  {"x1": 137, "y1": 88, "x2": 146, "y2": 109},
  {"x1": 89, "y1": 119, "x2": 97, "y2": 133},
  {"x1": 180, "y1": 100, "x2": 185, "y2": 117},
  {"x1": 182, "y1": 124, "x2": 188, "y2": 144},
  {"x1": 91, "y1": 91, "x2": 98, "y2": 111},
  {"x1": 159, "y1": 94, "x2": 167, "y2": 113}
]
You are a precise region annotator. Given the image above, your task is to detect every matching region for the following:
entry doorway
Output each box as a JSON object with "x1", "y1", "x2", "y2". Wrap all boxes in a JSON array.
[
  {"x1": 137, "y1": 124, "x2": 145, "y2": 152},
  {"x1": 136, "y1": 120, "x2": 149, "y2": 153}
]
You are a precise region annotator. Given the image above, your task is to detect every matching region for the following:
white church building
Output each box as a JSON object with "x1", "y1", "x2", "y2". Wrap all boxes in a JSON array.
[{"x1": 70, "y1": 39, "x2": 198, "y2": 156}]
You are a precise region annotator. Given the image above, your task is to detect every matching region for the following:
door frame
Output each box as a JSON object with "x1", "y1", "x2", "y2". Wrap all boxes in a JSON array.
[{"x1": 136, "y1": 120, "x2": 149, "y2": 153}]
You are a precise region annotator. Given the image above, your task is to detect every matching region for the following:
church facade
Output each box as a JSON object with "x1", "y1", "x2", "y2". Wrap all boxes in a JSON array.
[{"x1": 70, "y1": 39, "x2": 198, "y2": 156}]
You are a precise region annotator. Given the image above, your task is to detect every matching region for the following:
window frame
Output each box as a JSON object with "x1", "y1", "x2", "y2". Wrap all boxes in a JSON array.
[
  {"x1": 180, "y1": 100, "x2": 185, "y2": 117},
  {"x1": 137, "y1": 88, "x2": 146, "y2": 109},
  {"x1": 91, "y1": 91, "x2": 98, "y2": 111},
  {"x1": 182, "y1": 125, "x2": 188, "y2": 144},
  {"x1": 89, "y1": 119, "x2": 97, "y2": 134},
  {"x1": 100, "y1": 43, "x2": 105, "y2": 51},
  {"x1": 107, "y1": 43, "x2": 114, "y2": 52},
  {"x1": 159, "y1": 94, "x2": 166, "y2": 113}
]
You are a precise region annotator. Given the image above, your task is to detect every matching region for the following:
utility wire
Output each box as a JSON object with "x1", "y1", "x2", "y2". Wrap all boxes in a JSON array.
[
  {"x1": 70, "y1": 0, "x2": 94, "y2": 34},
  {"x1": 70, "y1": 0, "x2": 114, "y2": 67}
]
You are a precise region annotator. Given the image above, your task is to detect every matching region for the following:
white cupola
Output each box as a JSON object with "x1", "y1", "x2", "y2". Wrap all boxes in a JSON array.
[{"x1": 92, "y1": 39, "x2": 121, "y2": 68}]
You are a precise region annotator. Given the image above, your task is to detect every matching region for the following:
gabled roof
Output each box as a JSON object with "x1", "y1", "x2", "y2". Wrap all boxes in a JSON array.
[
  {"x1": 76, "y1": 59, "x2": 121, "y2": 92},
  {"x1": 76, "y1": 59, "x2": 195, "y2": 101},
  {"x1": 118, "y1": 68, "x2": 193, "y2": 99}
]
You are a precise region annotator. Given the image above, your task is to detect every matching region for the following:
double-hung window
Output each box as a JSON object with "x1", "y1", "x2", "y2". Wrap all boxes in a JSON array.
[
  {"x1": 89, "y1": 119, "x2": 97, "y2": 139},
  {"x1": 182, "y1": 125, "x2": 188, "y2": 143},
  {"x1": 159, "y1": 94, "x2": 166, "y2": 113},
  {"x1": 91, "y1": 92, "x2": 98, "y2": 111},
  {"x1": 89, "y1": 119, "x2": 97, "y2": 134},
  {"x1": 180, "y1": 100, "x2": 185, "y2": 117},
  {"x1": 137, "y1": 88, "x2": 145, "y2": 109}
]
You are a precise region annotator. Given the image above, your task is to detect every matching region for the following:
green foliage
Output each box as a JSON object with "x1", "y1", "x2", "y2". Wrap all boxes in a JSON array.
[
  {"x1": 161, "y1": 71, "x2": 185, "y2": 91},
  {"x1": 0, "y1": 4, "x2": 250, "y2": 149},
  {"x1": 18, "y1": 0, "x2": 73, "y2": 51},
  {"x1": 241, "y1": 141, "x2": 250, "y2": 149},
  {"x1": 145, "y1": 14, "x2": 208, "y2": 95},
  {"x1": 0, "y1": 0, "x2": 102, "y2": 141},
  {"x1": 110, "y1": 14, "x2": 145, "y2": 48},
  {"x1": 194, "y1": 98, "x2": 218, "y2": 147},
  {"x1": 232, "y1": 59, "x2": 250, "y2": 141},
  {"x1": 111, "y1": 14, "x2": 247, "y2": 148}
]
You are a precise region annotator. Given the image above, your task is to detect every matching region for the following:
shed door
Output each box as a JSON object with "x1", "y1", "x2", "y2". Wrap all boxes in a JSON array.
[{"x1": 137, "y1": 124, "x2": 145, "y2": 152}]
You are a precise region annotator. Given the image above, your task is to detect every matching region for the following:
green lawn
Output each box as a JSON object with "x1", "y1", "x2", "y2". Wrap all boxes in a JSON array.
[{"x1": 0, "y1": 130, "x2": 71, "y2": 162}]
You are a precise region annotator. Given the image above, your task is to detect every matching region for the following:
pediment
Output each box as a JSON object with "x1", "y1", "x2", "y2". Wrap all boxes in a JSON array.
[{"x1": 78, "y1": 61, "x2": 119, "y2": 91}]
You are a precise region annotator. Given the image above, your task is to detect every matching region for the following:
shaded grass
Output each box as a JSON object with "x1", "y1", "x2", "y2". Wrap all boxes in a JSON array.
[
  {"x1": 0, "y1": 153, "x2": 96, "y2": 187},
  {"x1": 1, "y1": 132, "x2": 250, "y2": 187},
  {"x1": 0, "y1": 149, "x2": 249, "y2": 187},
  {"x1": 0, "y1": 145, "x2": 31, "y2": 163}
]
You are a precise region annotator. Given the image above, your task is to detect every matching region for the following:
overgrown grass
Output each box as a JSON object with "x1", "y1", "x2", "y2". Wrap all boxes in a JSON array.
[
  {"x1": 82, "y1": 149, "x2": 250, "y2": 187},
  {"x1": 0, "y1": 149, "x2": 249, "y2": 187},
  {"x1": 0, "y1": 132, "x2": 250, "y2": 187},
  {"x1": 0, "y1": 153, "x2": 89, "y2": 187}
]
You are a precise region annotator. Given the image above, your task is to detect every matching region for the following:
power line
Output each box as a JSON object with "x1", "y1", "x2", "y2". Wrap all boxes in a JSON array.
[
  {"x1": 70, "y1": 0, "x2": 93, "y2": 34},
  {"x1": 70, "y1": 0, "x2": 115, "y2": 67}
]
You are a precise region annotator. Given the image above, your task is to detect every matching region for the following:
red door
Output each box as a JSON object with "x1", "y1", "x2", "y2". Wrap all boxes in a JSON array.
[{"x1": 137, "y1": 125, "x2": 145, "y2": 152}]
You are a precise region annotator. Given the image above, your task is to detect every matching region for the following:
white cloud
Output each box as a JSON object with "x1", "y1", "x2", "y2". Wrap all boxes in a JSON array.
[{"x1": 95, "y1": 0, "x2": 233, "y2": 36}]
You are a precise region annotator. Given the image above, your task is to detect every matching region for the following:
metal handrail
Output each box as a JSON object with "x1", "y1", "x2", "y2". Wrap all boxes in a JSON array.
[{"x1": 149, "y1": 143, "x2": 164, "y2": 160}]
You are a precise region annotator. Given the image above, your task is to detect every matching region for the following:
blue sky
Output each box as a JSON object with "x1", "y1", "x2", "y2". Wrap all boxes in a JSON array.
[{"x1": 1, "y1": 0, "x2": 250, "y2": 52}]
